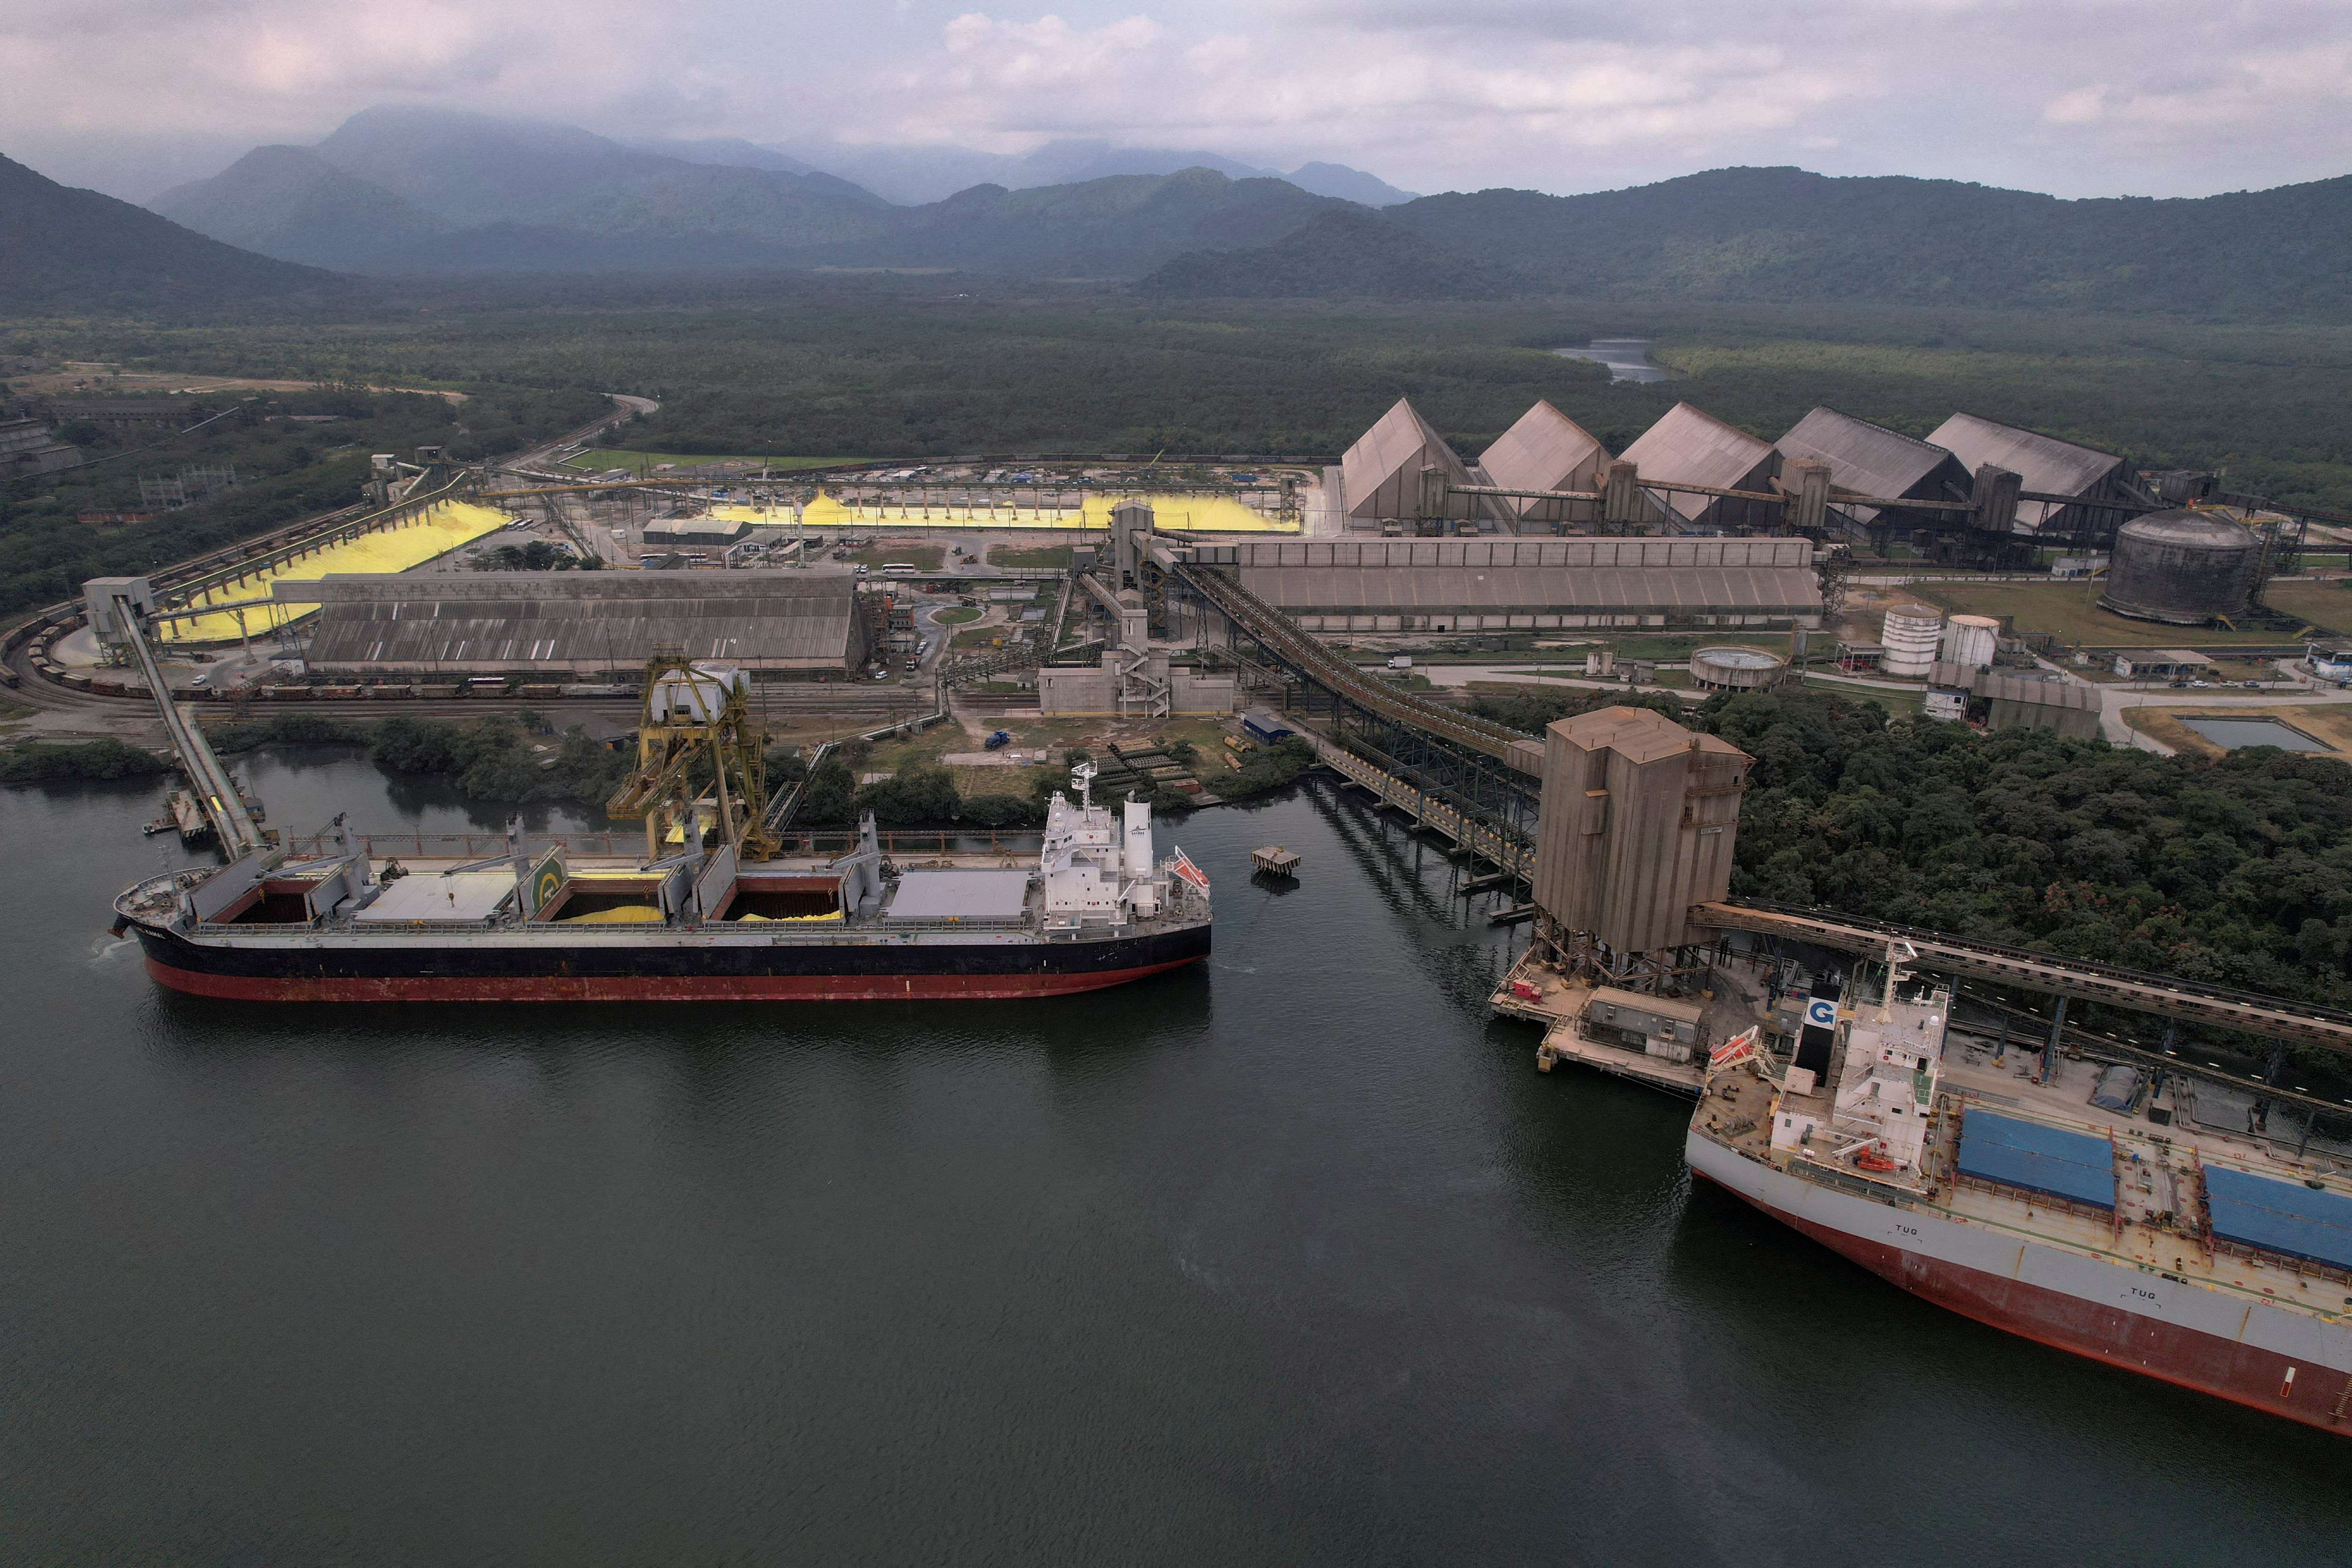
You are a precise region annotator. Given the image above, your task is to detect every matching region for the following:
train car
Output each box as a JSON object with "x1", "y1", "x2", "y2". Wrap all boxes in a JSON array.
[
  {"x1": 316, "y1": 685, "x2": 365, "y2": 700},
  {"x1": 516, "y1": 683, "x2": 565, "y2": 700},
  {"x1": 261, "y1": 685, "x2": 313, "y2": 701},
  {"x1": 466, "y1": 676, "x2": 513, "y2": 699},
  {"x1": 416, "y1": 684, "x2": 461, "y2": 700},
  {"x1": 364, "y1": 685, "x2": 414, "y2": 700}
]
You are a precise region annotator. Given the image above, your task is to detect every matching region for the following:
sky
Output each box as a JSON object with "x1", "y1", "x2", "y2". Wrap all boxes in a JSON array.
[{"x1": 3, "y1": 0, "x2": 2348, "y2": 203}]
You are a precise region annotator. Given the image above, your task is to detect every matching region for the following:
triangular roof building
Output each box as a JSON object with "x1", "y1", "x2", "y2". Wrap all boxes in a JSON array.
[
  {"x1": 1338, "y1": 397, "x2": 1494, "y2": 527},
  {"x1": 1476, "y1": 400, "x2": 1608, "y2": 527}
]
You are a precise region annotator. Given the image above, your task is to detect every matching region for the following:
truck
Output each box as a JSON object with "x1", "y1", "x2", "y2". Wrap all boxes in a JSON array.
[{"x1": 984, "y1": 730, "x2": 1012, "y2": 750}]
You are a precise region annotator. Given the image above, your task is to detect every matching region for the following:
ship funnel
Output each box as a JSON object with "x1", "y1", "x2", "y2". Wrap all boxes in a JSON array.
[{"x1": 1123, "y1": 797, "x2": 1157, "y2": 916}]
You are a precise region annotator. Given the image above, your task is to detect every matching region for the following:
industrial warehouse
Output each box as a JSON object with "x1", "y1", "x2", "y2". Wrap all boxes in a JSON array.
[
  {"x1": 287, "y1": 572, "x2": 869, "y2": 681},
  {"x1": 1198, "y1": 537, "x2": 1823, "y2": 632}
]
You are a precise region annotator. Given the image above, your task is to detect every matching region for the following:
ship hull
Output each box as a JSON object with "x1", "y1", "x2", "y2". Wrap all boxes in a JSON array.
[
  {"x1": 1688, "y1": 1132, "x2": 2352, "y2": 1436},
  {"x1": 128, "y1": 920, "x2": 1211, "y2": 1003}
]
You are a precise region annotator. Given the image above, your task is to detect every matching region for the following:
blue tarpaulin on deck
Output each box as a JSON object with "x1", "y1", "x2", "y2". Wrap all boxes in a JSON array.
[
  {"x1": 2205, "y1": 1166, "x2": 2352, "y2": 1271},
  {"x1": 1957, "y1": 1110, "x2": 2115, "y2": 1210}
]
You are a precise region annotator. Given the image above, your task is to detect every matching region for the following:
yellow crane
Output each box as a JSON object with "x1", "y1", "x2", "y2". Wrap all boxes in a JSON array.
[{"x1": 605, "y1": 649, "x2": 777, "y2": 862}]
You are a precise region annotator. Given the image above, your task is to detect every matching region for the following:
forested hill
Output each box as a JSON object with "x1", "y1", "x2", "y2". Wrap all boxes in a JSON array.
[
  {"x1": 0, "y1": 154, "x2": 343, "y2": 314},
  {"x1": 1144, "y1": 166, "x2": 2352, "y2": 319}
]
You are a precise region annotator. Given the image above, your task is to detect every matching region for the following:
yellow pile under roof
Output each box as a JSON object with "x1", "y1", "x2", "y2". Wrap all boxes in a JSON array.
[
  {"x1": 161, "y1": 500, "x2": 514, "y2": 644},
  {"x1": 711, "y1": 492, "x2": 1297, "y2": 534}
]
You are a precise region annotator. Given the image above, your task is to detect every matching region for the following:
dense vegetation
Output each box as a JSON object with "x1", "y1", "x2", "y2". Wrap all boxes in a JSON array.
[
  {"x1": 1473, "y1": 685, "x2": 2352, "y2": 1009},
  {"x1": 0, "y1": 382, "x2": 611, "y2": 616},
  {"x1": 20, "y1": 279, "x2": 2335, "y2": 512}
]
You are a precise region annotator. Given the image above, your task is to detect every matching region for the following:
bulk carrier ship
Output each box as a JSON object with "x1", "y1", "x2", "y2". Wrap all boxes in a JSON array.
[
  {"x1": 1688, "y1": 950, "x2": 2352, "y2": 1435},
  {"x1": 111, "y1": 656, "x2": 1211, "y2": 1002}
]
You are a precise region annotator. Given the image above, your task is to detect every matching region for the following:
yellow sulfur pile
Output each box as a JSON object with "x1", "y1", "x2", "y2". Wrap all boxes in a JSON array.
[
  {"x1": 713, "y1": 491, "x2": 1297, "y2": 535},
  {"x1": 160, "y1": 501, "x2": 516, "y2": 643},
  {"x1": 558, "y1": 904, "x2": 664, "y2": 923}
]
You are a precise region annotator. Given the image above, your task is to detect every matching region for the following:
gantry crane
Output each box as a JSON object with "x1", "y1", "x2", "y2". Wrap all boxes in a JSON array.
[{"x1": 605, "y1": 648, "x2": 776, "y2": 862}]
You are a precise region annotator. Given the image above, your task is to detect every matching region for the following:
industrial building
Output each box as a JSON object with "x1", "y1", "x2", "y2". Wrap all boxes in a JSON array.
[
  {"x1": 285, "y1": 571, "x2": 867, "y2": 680},
  {"x1": 0, "y1": 416, "x2": 82, "y2": 476},
  {"x1": 1926, "y1": 413, "x2": 2148, "y2": 542},
  {"x1": 2111, "y1": 648, "x2": 2215, "y2": 681},
  {"x1": 1925, "y1": 662, "x2": 2101, "y2": 736},
  {"x1": 1335, "y1": 398, "x2": 1500, "y2": 529},
  {"x1": 1530, "y1": 706, "x2": 1749, "y2": 963},
  {"x1": 1617, "y1": 404, "x2": 1780, "y2": 533},
  {"x1": 1773, "y1": 407, "x2": 1973, "y2": 545},
  {"x1": 644, "y1": 517, "x2": 752, "y2": 549},
  {"x1": 1475, "y1": 401, "x2": 1607, "y2": 528},
  {"x1": 1198, "y1": 537, "x2": 1822, "y2": 632}
]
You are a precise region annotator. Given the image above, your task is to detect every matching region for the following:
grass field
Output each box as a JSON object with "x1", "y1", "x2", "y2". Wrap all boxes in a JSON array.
[
  {"x1": 1913, "y1": 581, "x2": 2314, "y2": 647},
  {"x1": 1802, "y1": 673, "x2": 1924, "y2": 716},
  {"x1": 933, "y1": 606, "x2": 983, "y2": 625},
  {"x1": 563, "y1": 450, "x2": 867, "y2": 473},
  {"x1": 2257, "y1": 578, "x2": 2352, "y2": 633}
]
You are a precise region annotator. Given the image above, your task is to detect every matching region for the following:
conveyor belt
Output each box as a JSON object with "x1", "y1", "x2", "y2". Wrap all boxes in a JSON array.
[
  {"x1": 117, "y1": 607, "x2": 261, "y2": 856},
  {"x1": 1174, "y1": 563, "x2": 1539, "y2": 772},
  {"x1": 1700, "y1": 901, "x2": 2352, "y2": 1054}
]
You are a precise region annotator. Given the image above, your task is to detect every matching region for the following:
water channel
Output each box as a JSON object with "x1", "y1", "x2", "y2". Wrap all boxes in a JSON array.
[
  {"x1": 5, "y1": 750, "x2": 2350, "y2": 1563},
  {"x1": 1552, "y1": 339, "x2": 1670, "y2": 383}
]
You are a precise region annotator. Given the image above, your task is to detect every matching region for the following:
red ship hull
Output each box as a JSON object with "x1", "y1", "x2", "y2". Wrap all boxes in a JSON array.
[
  {"x1": 145, "y1": 955, "x2": 1201, "y2": 1003},
  {"x1": 1700, "y1": 1169, "x2": 2352, "y2": 1437}
]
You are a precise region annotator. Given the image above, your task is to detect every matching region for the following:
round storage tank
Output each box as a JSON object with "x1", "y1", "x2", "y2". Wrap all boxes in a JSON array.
[
  {"x1": 2098, "y1": 509, "x2": 2258, "y2": 625},
  {"x1": 1881, "y1": 607, "x2": 1943, "y2": 678},
  {"x1": 1941, "y1": 614, "x2": 2000, "y2": 669},
  {"x1": 1690, "y1": 645, "x2": 1789, "y2": 691}
]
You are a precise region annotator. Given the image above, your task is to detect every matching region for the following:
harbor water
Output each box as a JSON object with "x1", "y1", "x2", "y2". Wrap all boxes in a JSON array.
[{"x1": 5, "y1": 748, "x2": 2351, "y2": 1563}]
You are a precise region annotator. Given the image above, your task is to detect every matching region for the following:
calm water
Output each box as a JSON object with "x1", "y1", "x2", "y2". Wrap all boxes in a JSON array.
[
  {"x1": 2180, "y1": 716, "x2": 2333, "y2": 753},
  {"x1": 5, "y1": 749, "x2": 2350, "y2": 1565},
  {"x1": 1551, "y1": 339, "x2": 1669, "y2": 383}
]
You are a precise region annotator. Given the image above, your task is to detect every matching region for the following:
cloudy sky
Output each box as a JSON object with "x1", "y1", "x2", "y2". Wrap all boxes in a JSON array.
[{"x1": 5, "y1": 0, "x2": 2348, "y2": 203}]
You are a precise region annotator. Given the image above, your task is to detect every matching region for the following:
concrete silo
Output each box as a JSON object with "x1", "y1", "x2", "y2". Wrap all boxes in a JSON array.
[
  {"x1": 1881, "y1": 606, "x2": 1944, "y2": 678},
  {"x1": 1940, "y1": 614, "x2": 2000, "y2": 669}
]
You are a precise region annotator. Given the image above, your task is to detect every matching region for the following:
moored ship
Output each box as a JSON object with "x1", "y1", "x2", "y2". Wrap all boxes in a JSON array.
[
  {"x1": 111, "y1": 651, "x2": 1210, "y2": 1002},
  {"x1": 1687, "y1": 953, "x2": 2352, "y2": 1435}
]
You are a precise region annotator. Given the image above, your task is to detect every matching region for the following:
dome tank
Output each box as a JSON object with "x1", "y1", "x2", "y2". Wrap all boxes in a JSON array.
[{"x1": 2098, "y1": 509, "x2": 2258, "y2": 625}]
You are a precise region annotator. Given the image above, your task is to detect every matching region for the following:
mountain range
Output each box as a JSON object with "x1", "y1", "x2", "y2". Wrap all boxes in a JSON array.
[
  {"x1": 149, "y1": 107, "x2": 1360, "y2": 277},
  {"x1": 9, "y1": 103, "x2": 2351, "y2": 320},
  {"x1": 0, "y1": 152, "x2": 339, "y2": 314},
  {"x1": 1145, "y1": 166, "x2": 2352, "y2": 318}
]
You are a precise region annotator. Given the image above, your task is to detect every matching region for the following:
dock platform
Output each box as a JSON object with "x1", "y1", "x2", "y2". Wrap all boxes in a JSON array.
[{"x1": 1492, "y1": 949, "x2": 1778, "y2": 1098}]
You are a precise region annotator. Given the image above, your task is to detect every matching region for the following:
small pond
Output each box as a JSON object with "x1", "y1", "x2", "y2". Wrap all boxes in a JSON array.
[
  {"x1": 1550, "y1": 338, "x2": 1668, "y2": 383},
  {"x1": 2180, "y1": 716, "x2": 2333, "y2": 752}
]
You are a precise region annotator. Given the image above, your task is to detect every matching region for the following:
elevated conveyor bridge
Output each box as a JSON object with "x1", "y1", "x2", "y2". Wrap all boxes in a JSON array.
[
  {"x1": 1173, "y1": 560, "x2": 1544, "y2": 858},
  {"x1": 1701, "y1": 901, "x2": 2352, "y2": 1056}
]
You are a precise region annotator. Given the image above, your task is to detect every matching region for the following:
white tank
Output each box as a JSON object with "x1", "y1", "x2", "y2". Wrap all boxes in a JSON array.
[
  {"x1": 1882, "y1": 607, "x2": 1943, "y2": 678},
  {"x1": 1940, "y1": 614, "x2": 2000, "y2": 669}
]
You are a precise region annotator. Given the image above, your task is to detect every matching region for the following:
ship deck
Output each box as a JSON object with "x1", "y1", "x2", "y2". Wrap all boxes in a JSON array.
[{"x1": 1695, "y1": 1006, "x2": 2352, "y2": 1332}]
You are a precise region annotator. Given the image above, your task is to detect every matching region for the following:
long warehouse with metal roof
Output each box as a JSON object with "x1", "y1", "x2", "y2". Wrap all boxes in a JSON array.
[
  {"x1": 1191, "y1": 538, "x2": 1823, "y2": 632},
  {"x1": 278, "y1": 572, "x2": 869, "y2": 679}
]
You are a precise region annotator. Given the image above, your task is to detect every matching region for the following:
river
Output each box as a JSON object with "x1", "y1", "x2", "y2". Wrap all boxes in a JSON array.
[
  {"x1": 1553, "y1": 340, "x2": 1669, "y2": 383},
  {"x1": 5, "y1": 749, "x2": 2349, "y2": 1563}
]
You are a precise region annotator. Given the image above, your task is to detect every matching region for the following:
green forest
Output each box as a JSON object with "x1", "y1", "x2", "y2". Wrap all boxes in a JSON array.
[
  {"x1": 8, "y1": 278, "x2": 2351, "y2": 521},
  {"x1": 1471, "y1": 685, "x2": 2352, "y2": 1011}
]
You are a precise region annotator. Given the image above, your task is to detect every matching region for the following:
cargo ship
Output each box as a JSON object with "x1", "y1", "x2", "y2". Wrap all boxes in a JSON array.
[
  {"x1": 113, "y1": 770, "x2": 1210, "y2": 1002},
  {"x1": 109, "y1": 653, "x2": 1211, "y2": 1002},
  {"x1": 1688, "y1": 954, "x2": 2352, "y2": 1436}
]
